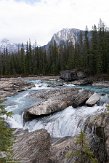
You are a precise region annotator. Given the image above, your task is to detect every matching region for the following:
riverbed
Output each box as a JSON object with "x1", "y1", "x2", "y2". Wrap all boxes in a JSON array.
[{"x1": 3, "y1": 78, "x2": 109, "y2": 137}]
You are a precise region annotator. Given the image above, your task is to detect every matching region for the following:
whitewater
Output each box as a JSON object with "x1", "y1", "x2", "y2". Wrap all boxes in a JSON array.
[{"x1": 4, "y1": 79, "x2": 108, "y2": 137}]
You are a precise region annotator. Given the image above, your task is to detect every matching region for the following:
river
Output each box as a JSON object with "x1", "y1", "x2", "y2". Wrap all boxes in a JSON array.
[{"x1": 3, "y1": 79, "x2": 109, "y2": 137}]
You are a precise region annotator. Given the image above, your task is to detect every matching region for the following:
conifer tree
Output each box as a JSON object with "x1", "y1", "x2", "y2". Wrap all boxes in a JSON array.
[
  {"x1": 67, "y1": 131, "x2": 98, "y2": 163},
  {"x1": 83, "y1": 26, "x2": 90, "y2": 70}
]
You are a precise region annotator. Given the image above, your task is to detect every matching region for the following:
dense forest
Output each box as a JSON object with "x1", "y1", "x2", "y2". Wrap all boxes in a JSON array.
[{"x1": 0, "y1": 19, "x2": 109, "y2": 76}]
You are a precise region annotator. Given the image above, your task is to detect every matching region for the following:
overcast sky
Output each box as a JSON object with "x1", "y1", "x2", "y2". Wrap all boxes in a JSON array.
[{"x1": 0, "y1": 0, "x2": 109, "y2": 45}]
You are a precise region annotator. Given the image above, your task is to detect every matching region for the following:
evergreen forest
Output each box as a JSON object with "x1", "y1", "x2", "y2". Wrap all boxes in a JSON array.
[{"x1": 0, "y1": 20, "x2": 109, "y2": 76}]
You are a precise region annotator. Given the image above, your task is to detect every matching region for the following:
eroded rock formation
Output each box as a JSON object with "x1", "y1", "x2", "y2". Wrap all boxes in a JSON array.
[{"x1": 13, "y1": 129, "x2": 51, "y2": 163}]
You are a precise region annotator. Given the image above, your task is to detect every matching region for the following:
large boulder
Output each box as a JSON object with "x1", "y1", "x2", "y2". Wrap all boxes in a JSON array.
[
  {"x1": 25, "y1": 100, "x2": 68, "y2": 118},
  {"x1": 60, "y1": 70, "x2": 86, "y2": 82},
  {"x1": 60, "y1": 70, "x2": 78, "y2": 82},
  {"x1": 51, "y1": 137, "x2": 77, "y2": 163},
  {"x1": 86, "y1": 93, "x2": 100, "y2": 106},
  {"x1": 72, "y1": 90, "x2": 91, "y2": 108},
  {"x1": 13, "y1": 129, "x2": 51, "y2": 163},
  {"x1": 51, "y1": 135, "x2": 95, "y2": 163},
  {"x1": 24, "y1": 89, "x2": 91, "y2": 121},
  {"x1": 77, "y1": 71, "x2": 86, "y2": 79},
  {"x1": 24, "y1": 88, "x2": 79, "y2": 121}
]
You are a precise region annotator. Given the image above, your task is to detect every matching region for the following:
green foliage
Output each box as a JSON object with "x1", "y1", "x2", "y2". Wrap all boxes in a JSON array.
[
  {"x1": 0, "y1": 20, "x2": 109, "y2": 76},
  {"x1": 66, "y1": 131, "x2": 98, "y2": 163},
  {"x1": 0, "y1": 105, "x2": 14, "y2": 162}
]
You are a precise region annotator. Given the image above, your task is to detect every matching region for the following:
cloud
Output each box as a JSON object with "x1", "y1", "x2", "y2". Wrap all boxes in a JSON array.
[
  {"x1": 0, "y1": 0, "x2": 109, "y2": 45},
  {"x1": 15, "y1": 0, "x2": 40, "y2": 5}
]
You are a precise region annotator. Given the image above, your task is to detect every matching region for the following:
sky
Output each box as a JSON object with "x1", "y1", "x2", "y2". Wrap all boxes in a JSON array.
[{"x1": 0, "y1": 0, "x2": 109, "y2": 45}]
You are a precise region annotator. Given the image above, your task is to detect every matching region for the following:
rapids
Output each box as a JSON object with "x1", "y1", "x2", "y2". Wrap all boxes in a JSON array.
[{"x1": 3, "y1": 79, "x2": 109, "y2": 137}]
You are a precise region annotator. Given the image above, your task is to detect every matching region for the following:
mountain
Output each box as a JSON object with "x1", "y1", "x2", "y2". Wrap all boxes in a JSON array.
[
  {"x1": 0, "y1": 39, "x2": 20, "y2": 53},
  {"x1": 0, "y1": 39, "x2": 36, "y2": 53},
  {"x1": 49, "y1": 28, "x2": 84, "y2": 46},
  {"x1": 0, "y1": 28, "x2": 90, "y2": 53}
]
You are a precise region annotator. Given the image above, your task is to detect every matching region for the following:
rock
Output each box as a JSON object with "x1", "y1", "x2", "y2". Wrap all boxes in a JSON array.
[
  {"x1": 69, "y1": 80, "x2": 84, "y2": 85},
  {"x1": 60, "y1": 70, "x2": 78, "y2": 82},
  {"x1": 0, "y1": 152, "x2": 7, "y2": 159},
  {"x1": 0, "y1": 78, "x2": 34, "y2": 100},
  {"x1": 46, "y1": 81, "x2": 64, "y2": 87},
  {"x1": 51, "y1": 111, "x2": 109, "y2": 163},
  {"x1": 51, "y1": 136, "x2": 77, "y2": 163},
  {"x1": 51, "y1": 135, "x2": 93, "y2": 163},
  {"x1": 86, "y1": 93, "x2": 100, "y2": 106},
  {"x1": 13, "y1": 129, "x2": 51, "y2": 163},
  {"x1": 60, "y1": 70, "x2": 86, "y2": 82},
  {"x1": 24, "y1": 88, "x2": 79, "y2": 121},
  {"x1": 25, "y1": 100, "x2": 68, "y2": 117},
  {"x1": 72, "y1": 90, "x2": 91, "y2": 108},
  {"x1": 68, "y1": 79, "x2": 93, "y2": 86},
  {"x1": 84, "y1": 112, "x2": 109, "y2": 163},
  {"x1": 77, "y1": 71, "x2": 86, "y2": 79},
  {"x1": 24, "y1": 89, "x2": 91, "y2": 121},
  {"x1": 79, "y1": 79, "x2": 93, "y2": 85},
  {"x1": 24, "y1": 76, "x2": 59, "y2": 81}
]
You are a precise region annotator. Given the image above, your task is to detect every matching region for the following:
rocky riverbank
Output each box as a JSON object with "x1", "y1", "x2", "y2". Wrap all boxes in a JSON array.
[
  {"x1": 0, "y1": 78, "x2": 34, "y2": 101},
  {"x1": 1, "y1": 76, "x2": 109, "y2": 163},
  {"x1": 11, "y1": 107, "x2": 108, "y2": 163},
  {"x1": 13, "y1": 108, "x2": 109, "y2": 163},
  {"x1": 60, "y1": 70, "x2": 109, "y2": 87}
]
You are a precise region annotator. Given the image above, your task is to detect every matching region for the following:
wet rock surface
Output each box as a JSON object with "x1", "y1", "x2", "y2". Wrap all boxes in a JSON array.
[
  {"x1": 24, "y1": 87, "x2": 78, "y2": 120},
  {"x1": 14, "y1": 111, "x2": 109, "y2": 163},
  {"x1": 51, "y1": 111, "x2": 109, "y2": 163},
  {"x1": 1, "y1": 77, "x2": 109, "y2": 163},
  {"x1": 13, "y1": 111, "x2": 109, "y2": 163},
  {"x1": 24, "y1": 88, "x2": 92, "y2": 121}
]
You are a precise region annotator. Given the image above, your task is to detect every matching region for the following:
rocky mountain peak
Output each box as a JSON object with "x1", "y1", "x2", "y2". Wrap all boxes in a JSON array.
[{"x1": 50, "y1": 28, "x2": 83, "y2": 45}]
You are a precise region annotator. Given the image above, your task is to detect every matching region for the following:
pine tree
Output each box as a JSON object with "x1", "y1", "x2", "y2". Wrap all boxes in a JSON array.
[
  {"x1": 96, "y1": 19, "x2": 105, "y2": 74},
  {"x1": 89, "y1": 25, "x2": 98, "y2": 75},
  {"x1": 20, "y1": 43, "x2": 26, "y2": 74},
  {"x1": 67, "y1": 131, "x2": 98, "y2": 163},
  {"x1": 83, "y1": 26, "x2": 90, "y2": 70}
]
